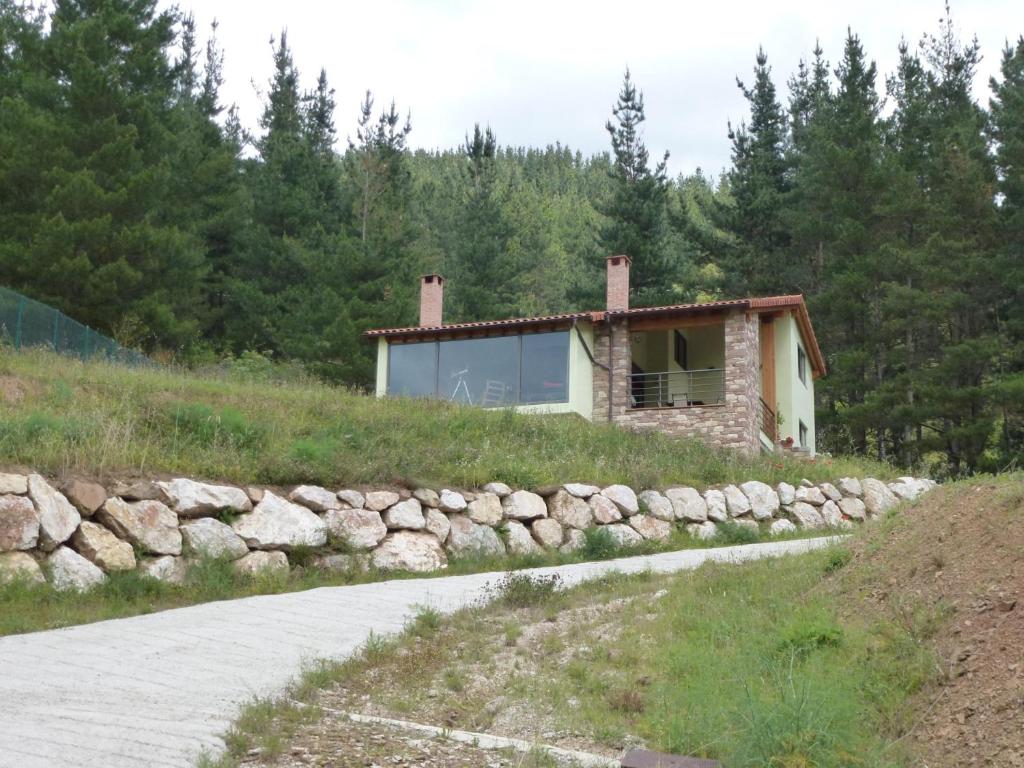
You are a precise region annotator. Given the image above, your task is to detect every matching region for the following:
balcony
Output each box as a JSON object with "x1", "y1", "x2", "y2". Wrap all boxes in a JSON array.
[
  {"x1": 758, "y1": 397, "x2": 777, "y2": 442},
  {"x1": 628, "y1": 368, "x2": 725, "y2": 409}
]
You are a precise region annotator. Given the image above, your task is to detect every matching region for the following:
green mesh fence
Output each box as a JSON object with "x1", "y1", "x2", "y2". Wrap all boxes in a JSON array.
[{"x1": 0, "y1": 287, "x2": 149, "y2": 365}]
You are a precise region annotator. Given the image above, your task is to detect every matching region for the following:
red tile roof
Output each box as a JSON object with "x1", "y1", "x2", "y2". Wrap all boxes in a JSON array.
[{"x1": 364, "y1": 295, "x2": 826, "y2": 376}]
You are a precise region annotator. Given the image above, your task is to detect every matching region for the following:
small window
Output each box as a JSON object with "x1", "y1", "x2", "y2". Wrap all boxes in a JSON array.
[
  {"x1": 797, "y1": 346, "x2": 807, "y2": 385},
  {"x1": 674, "y1": 331, "x2": 688, "y2": 370},
  {"x1": 799, "y1": 420, "x2": 808, "y2": 448}
]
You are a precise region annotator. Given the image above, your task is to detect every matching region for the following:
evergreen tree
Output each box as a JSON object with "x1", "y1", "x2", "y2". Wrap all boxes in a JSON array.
[
  {"x1": 600, "y1": 69, "x2": 676, "y2": 306},
  {"x1": 989, "y1": 36, "x2": 1024, "y2": 466},
  {"x1": 0, "y1": 0, "x2": 206, "y2": 350},
  {"x1": 726, "y1": 48, "x2": 791, "y2": 294}
]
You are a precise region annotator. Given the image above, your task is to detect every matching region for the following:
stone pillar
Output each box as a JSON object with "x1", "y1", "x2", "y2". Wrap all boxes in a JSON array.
[
  {"x1": 723, "y1": 310, "x2": 761, "y2": 453},
  {"x1": 605, "y1": 255, "x2": 631, "y2": 311}
]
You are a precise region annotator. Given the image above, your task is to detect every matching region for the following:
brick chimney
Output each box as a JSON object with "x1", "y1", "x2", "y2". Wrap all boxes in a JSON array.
[
  {"x1": 419, "y1": 274, "x2": 445, "y2": 327},
  {"x1": 606, "y1": 255, "x2": 631, "y2": 311}
]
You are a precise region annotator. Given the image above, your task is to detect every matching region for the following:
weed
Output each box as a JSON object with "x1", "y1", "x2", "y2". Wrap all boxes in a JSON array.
[
  {"x1": 823, "y1": 545, "x2": 852, "y2": 573},
  {"x1": 606, "y1": 687, "x2": 645, "y2": 714},
  {"x1": 409, "y1": 606, "x2": 442, "y2": 638},
  {"x1": 503, "y1": 621, "x2": 522, "y2": 646},
  {"x1": 716, "y1": 520, "x2": 762, "y2": 545},
  {"x1": 442, "y1": 667, "x2": 466, "y2": 692},
  {"x1": 484, "y1": 572, "x2": 562, "y2": 609},
  {"x1": 581, "y1": 527, "x2": 620, "y2": 560}
]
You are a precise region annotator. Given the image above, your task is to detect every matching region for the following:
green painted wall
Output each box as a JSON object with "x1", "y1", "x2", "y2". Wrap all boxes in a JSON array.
[{"x1": 772, "y1": 313, "x2": 816, "y2": 453}]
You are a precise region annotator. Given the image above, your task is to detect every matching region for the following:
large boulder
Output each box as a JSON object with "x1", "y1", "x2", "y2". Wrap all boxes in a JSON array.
[
  {"x1": 589, "y1": 494, "x2": 622, "y2": 524},
  {"x1": 769, "y1": 519, "x2": 797, "y2": 536},
  {"x1": 180, "y1": 517, "x2": 249, "y2": 560},
  {"x1": 628, "y1": 514, "x2": 672, "y2": 542},
  {"x1": 795, "y1": 485, "x2": 827, "y2": 506},
  {"x1": 776, "y1": 482, "x2": 796, "y2": 506},
  {"x1": 546, "y1": 490, "x2": 594, "y2": 529},
  {"x1": 140, "y1": 555, "x2": 189, "y2": 584},
  {"x1": 729, "y1": 518, "x2": 760, "y2": 535},
  {"x1": 838, "y1": 497, "x2": 867, "y2": 521},
  {"x1": 230, "y1": 491, "x2": 326, "y2": 551},
  {"x1": 601, "y1": 485, "x2": 639, "y2": 516},
  {"x1": 61, "y1": 479, "x2": 107, "y2": 516},
  {"x1": 337, "y1": 489, "x2": 366, "y2": 509},
  {"x1": 0, "y1": 473, "x2": 27, "y2": 495},
  {"x1": 563, "y1": 483, "x2": 600, "y2": 498},
  {"x1": 0, "y1": 552, "x2": 44, "y2": 585},
  {"x1": 819, "y1": 501, "x2": 850, "y2": 529},
  {"x1": 862, "y1": 478, "x2": 899, "y2": 515},
  {"x1": 364, "y1": 491, "x2": 400, "y2": 512},
  {"x1": 603, "y1": 523, "x2": 644, "y2": 547},
  {"x1": 382, "y1": 498, "x2": 426, "y2": 530},
  {"x1": 686, "y1": 521, "x2": 718, "y2": 540},
  {"x1": 111, "y1": 480, "x2": 171, "y2": 503},
  {"x1": 323, "y1": 508, "x2": 388, "y2": 550},
  {"x1": 666, "y1": 487, "x2": 707, "y2": 522},
  {"x1": 501, "y1": 490, "x2": 547, "y2": 521},
  {"x1": 159, "y1": 478, "x2": 251, "y2": 517},
  {"x1": 789, "y1": 502, "x2": 825, "y2": 529},
  {"x1": 289, "y1": 485, "x2": 341, "y2": 512},
  {"x1": 438, "y1": 489, "x2": 468, "y2": 513},
  {"x1": 98, "y1": 498, "x2": 182, "y2": 555},
  {"x1": 818, "y1": 483, "x2": 842, "y2": 502},
  {"x1": 482, "y1": 482, "x2": 512, "y2": 497},
  {"x1": 232, "y1": 551, "x2": 288, "y2": 577},
  {"x1": 371, "y1": 532, "x2": 447, "y2": 572},
  {"x1": 47, "y1": 546, "x2": 105, "y2": 591},
  {"x1": 71, "y1": 521, "x2": 136, "y2": 571},
  {"x1": 638, "y1": 490, "x2": 674, "y2": 521},
  {"x1": 466, "y1": 493, "x2": 503, "y2": 526},
  {"x1": 0, "y1": 494, "x2": 39, "y2": 551},
  {"x1": 740, "y1": 481, "x2": 779, "y2": 520},
  {"x1": 836, "y1": 477, "x2": 863, "y2": 498},
  {"x1": 311, "y1": 553, "x2": 370, "y2": 573},
  {"x1": 503, "y1": 520, "x2": 542, "y2": 555},
  {"x1": 424, "y1": 509, "x2": 451, "y2": 542},
  {"x1": 28, "y1": 474, "x2": 81, "y2": 551},
  {"x1": 889, "y1": 477, "x2": 928, "y2": 501},
  {"x1": 446, "y1": 515, "x2": 505, "y2": 557},
  {"x1": 723, "y1": 485, "x2": 751, "y2": 517},
  {"x1": 531, "y1": 518, "x2": 564, "y2": 549},
  {"x1": 559, "y1": 528, "x2": 587, "y2": 554},
  {"x1": 703, "y1": 489, "x2": 728, "y2": 522}
]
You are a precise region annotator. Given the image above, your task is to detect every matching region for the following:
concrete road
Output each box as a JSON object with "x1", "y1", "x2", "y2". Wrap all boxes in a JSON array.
[{"x1": 0, "y1": 536, "x2": 840, "y2": 768}]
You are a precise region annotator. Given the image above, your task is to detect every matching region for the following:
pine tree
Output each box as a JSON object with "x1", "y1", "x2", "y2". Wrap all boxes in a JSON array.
[
  {"x1": 0, "y1": 0, "x2": 207, "y2": 350},
  {"x1": 600, "y1": 69, "x2": 676, "y2": 306},
  {"x1": 989, "y1": 36, "x2": 1024, "y2": 466},
  {"x1": 725, "y1": 48, "x2": 791, "y2": 294}
]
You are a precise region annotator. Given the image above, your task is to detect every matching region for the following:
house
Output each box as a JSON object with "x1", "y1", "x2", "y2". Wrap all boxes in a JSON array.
[{"x1": 365, "y1": 256, "x2": 826, "y2": 455}]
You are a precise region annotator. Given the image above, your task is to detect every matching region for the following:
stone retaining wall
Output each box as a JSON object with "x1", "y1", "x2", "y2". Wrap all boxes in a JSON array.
[{"x1": 0, "y1": 471, "x2": 936, "y2": 590}]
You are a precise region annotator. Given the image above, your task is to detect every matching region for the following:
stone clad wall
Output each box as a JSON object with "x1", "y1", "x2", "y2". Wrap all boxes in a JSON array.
[
  {"x1": 592, "y1": 310, "x2": 761, "y2": 454},
  {"x1": 0, "y1": 470, "x2": 936, "y2": 590}
]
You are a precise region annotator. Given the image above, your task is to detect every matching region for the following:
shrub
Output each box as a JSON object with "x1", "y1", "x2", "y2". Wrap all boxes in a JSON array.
[
  {"x1": 485, "y1": 571, "x2": 562, "y2": 608},
  {"x1": 581, "y1": 527, "x2": 620, "y2": 560},
  {"x1": 717, "y1": 520, "x2": 762, "y2": 545}
]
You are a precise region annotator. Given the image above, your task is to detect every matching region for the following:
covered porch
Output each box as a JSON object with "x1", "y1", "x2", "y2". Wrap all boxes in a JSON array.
[{"x1": 627, "y1": 317, "x2": 726, "y2": 409}]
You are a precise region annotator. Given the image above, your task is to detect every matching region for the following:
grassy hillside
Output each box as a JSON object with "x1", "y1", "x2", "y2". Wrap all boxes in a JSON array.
[{"x1": 0, "y1": 349, "x2": 892, "y2": 489}]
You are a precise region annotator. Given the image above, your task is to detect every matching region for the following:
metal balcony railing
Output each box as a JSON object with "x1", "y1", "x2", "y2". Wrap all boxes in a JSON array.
[{"x1": 628, "y1": 368, "x2": 725, "y2": 409}]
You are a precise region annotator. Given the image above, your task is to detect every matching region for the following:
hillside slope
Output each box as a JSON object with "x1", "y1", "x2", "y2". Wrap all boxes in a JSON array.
[
  {"x1": 0, "y1": 350, "x2": 889, "y2": 489},
  {"x1": 838, "y1": 475, "x2": 1023, "y2": 766}
]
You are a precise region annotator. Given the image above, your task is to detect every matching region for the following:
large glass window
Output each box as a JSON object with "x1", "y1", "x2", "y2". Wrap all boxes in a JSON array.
[
  {"x1": 521, "y1": 332, "x2": 570, "y2": 404},
  {"x1": 438, "y1": 336, "x2": 519, "y2": 406},
  {"x1": 387, "y1": 342, "x2": 437, "y2": 397},
  {"x1": 385, "y1": 330, "x2": 570, "y2": 406}
]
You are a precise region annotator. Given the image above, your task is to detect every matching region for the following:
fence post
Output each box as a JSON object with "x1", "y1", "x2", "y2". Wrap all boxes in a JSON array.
[
  {"x1": 14, "y1": 295, "x2": 26, "y2": 349},
  {"x1": 52, "y1": 311, "x2": 60, "y2": 351}
]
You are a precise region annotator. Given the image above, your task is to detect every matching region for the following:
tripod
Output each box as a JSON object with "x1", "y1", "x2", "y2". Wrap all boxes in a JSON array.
[{"x1": 449, "y1": 368, "x2": 472, "y2": 404}]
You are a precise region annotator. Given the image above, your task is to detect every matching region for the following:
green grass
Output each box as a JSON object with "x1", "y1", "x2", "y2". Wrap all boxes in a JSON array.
[
  {"x1": 0, "y1": 517, "x2": 829, "y2": 637},
  {"x1": 202, "y1": 543, "x2": 938, "y2": 768},
  {"x1": 0, "y1": 348, "x2": 893, "y2": 489}
]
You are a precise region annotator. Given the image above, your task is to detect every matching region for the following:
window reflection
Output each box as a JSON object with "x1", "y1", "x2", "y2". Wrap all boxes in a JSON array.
[
  {"x1": 438, "y1": 336, "x2": 519, "y2": 406},
  {"x1": 386, "y1": 331, "x2": 570, "y2": 406},
  {"x1": 387, "y1": 342, "x2": 436, "y2": 397}
]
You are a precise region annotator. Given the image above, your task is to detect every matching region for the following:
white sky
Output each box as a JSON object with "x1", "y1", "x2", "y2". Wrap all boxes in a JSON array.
[{"x1": 172, "y1": 0, "x2": 1023, "y2": 179}]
